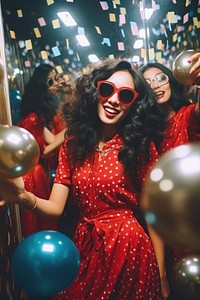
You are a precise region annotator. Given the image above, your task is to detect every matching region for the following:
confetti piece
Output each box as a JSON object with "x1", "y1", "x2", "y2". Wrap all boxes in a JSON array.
[
  {"x1": 17, "y1": 10, "x2": 23, "y2": 18},
  {"x1": 9, "y1": 30, "x2": 16, "y2": 39},
  {"x1": 183, "y1": 13, "x2": 189, "y2": 24},
  {"x1": 25, "y1": 39, "x2": 33, "y2": 50},
  {"x1": 173, "y1": 33, "x2": 177, "y2": 42},
  {"x1": 52, "y1": 19, "x2": 60, "y2": 29},
  {"x1": 157, "y1": 40, "x2": 163, "y2": 50},
  {"x1": 46, "y1": 0, "x2": 54, "y2": 5},
  {"x1": 41, "y1": 50, "x2": 48, "y2": 60},
  {"x1": 193, "y1": 17, "x2": 199, "y2": 27},
  {"x1": 52, "y1": 46, "x2": 61, "y2": 56},
  {"x1": 112, "y1": 2, "x2": 117, "y2": 9},
  {"x1": 78, "y1": 27, "x2": 85, "y2": 35},
  {"x1": 117, "y1": 42, "x2": 125, "y2": 51},
  {"x1": 120, "y1": 7, "x2": 126, "y2": 15},
  {"x1": 100, "y1": 1, "x2": 109, "y2": 10},
  {"x1": 38, "y1": 17, "x2": 46, "y2": 27},
  {"x1": 119, "y1": 14, "x2": 126, "y2": 26},
  {"x1": 76, "y1": 53, "x2": 80, "y2": 61},
  {"x1": 66, "y1": 39, "x2": 70, "y2": 49},
  {"x1": 130, "y1": 22, "x2": 138, "y2": 36},
  {"x1": 185, "y1": 0, "x2": 191, "y2": 7},
  {"x1": 34, "y1": 28, "x2": 41, "y2": 38},
  {"x1": 108, "y1": 54, "x2": 115, "y2": 59},
  {"x1": 109, "y1": 13, "x2": 116, "y2": 22},
  {"x1": 166, "y1": 11, "x2": 176, "y2": 24},
  {"x1": 121, "y1": 29, "x2": 125, "y2": 38},
  {"x1": 95, "y1": 26, "x2": 102, "y2": 34},
  {"x1": 114, "y1": 0, "x2": 120, "y2": 5},
  {"x1": 149, "y1": 48, "x2": 154, "y2": 60},
  {"x1": 102, "y1": 38, "x2": 111, "y2": 47},
  {"x1": 141, "y1": 48, "x2": 146, "y2": 58},
  {"x1": 56, "y1": 65, "x2": 63, "y2": 73}
]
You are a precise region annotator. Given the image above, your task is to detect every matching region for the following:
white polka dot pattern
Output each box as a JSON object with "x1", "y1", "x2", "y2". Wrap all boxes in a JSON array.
[{"x1": 54, "y1": 135, "x2": 161, "y2": 299}]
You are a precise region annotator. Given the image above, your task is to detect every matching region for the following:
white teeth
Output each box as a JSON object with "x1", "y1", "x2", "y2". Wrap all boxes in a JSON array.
[
  {"x1": 105, "y1": 107, "x2": 118, "y2": 114},
  {"x1": 156, "y1": 91, "x2": 164, "y2": 96}
]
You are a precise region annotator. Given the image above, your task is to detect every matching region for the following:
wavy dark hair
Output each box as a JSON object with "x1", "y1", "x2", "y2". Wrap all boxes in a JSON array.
[
  {"x1": 63, "y1": 59, "x2": 168, "y2": 184},
  {"x1": 140, "y1": 63, "x2": 190, "y2": 112},
  {"x1": 20, "y1": 63, "x2": 58, "y2": 124}
]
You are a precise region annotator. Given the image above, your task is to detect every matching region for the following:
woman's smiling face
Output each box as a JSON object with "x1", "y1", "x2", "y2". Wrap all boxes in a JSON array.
[
  {"x1": 143, "y1": 67, "x2": 172, "y2": 105},
  {"x1": 97, "y1": 70, "x2": 136, "y2": 128}
]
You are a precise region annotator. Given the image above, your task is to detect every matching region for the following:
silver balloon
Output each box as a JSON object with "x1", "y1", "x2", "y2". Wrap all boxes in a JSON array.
[
  {"x1": 141, "y1": 143, "x2": 200, "y2": 250},
  {"x1": 0, "y1": 125, "x2": 40, "y2": 178},
  {"x1": 172, "y1": 50, "x2": 199, "y2": 86},
  {"x1": 171, "y1": 254, "x2": 200, "y2": 300}
]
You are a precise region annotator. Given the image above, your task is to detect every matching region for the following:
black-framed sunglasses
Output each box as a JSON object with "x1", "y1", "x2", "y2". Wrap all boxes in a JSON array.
[
  {"x1": 46, "y1": 74, "x2": 61, "y2": 87},
  {"x1": 145, "y1": 73, "x2": 169, "y2": 87},
  {"x1": 97, "y1": 80, "x2": 139, "y2": 107}
]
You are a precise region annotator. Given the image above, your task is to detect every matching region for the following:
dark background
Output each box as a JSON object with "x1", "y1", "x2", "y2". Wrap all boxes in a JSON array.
[{"x1": 1, "y1": 0, "x2": 200, "y2": 80}]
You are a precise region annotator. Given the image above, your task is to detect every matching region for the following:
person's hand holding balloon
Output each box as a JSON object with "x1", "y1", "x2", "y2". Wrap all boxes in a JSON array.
[
  {"x1": 0, "y1": 176, "x2": 25, "y2": 207},
  {"x1": 188, "y1": 51, "x2": 200, "y2": 85},
  {"x1": 172, "y1": 50, "x2": 200, "y2": 86}
]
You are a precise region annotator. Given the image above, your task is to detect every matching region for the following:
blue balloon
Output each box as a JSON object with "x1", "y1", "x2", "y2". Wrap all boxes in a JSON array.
[{"x1": 12, "y1": 230, "x2": 80, "y2": 297}]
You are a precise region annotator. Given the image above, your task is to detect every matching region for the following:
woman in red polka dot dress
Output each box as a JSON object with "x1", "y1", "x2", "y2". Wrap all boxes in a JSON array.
[
  {"x1": 141, "y1": 53, "x2": 200, "y2": 299},
  {"x1": 0, "y1": 59, "x2": 169, "y2": 299}
]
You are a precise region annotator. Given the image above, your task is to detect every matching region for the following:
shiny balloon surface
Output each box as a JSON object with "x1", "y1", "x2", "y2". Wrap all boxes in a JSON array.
[
  {"x1": 0, "y1": 63, "x2": 4, "y2": 84},
  {"x1": 172, "y1": 50, "x2": 199, "y2": 85},
  {"x1": 171, "y1": 254, "x2": 200, "y2": 300},
  {"x1": 0, "y1": 125, "x2": 40, "y2": 178},
  {"x1": 141, "y1": 143, "x2": 200, "y2": 250},
  {"x1": 12, "y1": 230, "x2": 80, "y2": 297}
]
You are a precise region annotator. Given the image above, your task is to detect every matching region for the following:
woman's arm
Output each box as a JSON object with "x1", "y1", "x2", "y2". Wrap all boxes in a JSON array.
[
  {"x1": 43, "y1": 127, "x2": 66, "y2": 156},
  {"x1": 148, "y1": 225, "x2": 170, "y2": 300},
  {"x1": 188, "y1": 52, "x2": 200, "y2": 120},
  {"x1": 0, "y1": 178, "x2": 69, "y2": 220}
]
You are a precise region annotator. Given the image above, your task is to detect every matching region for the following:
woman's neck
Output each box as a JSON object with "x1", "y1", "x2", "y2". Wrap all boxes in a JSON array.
[
  {"x1": 167, "y1": 107, "x2": 176, "y2": 120},
  {"x1": 100, "y1": 125, "x2": 118, "y2": 147},
  {"x1": 160, "y1": 102, "x2": 175, "y2": 120}
]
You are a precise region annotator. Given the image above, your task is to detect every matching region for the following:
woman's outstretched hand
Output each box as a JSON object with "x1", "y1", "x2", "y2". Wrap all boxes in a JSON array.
[
  {"x1": 189, "y1": 52, "x2": 200, "y2": 84},
  {"x1": 0, "y1": 177, "x2": 25, "y2": 207}
]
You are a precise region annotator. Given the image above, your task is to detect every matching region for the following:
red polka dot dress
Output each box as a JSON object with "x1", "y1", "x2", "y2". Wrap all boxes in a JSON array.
[
  {"x1": 161, "y1": 104, "x2": 200, "y2": 153},
  {"x1": 159, "y1": 104, "x2": 200, "y2": 275},
  {"x1": 18, "y1": 112, "x2": 57, "y2": 237},
  {"x1": 54, "y1": 134, "x2": 161, "y2": 300}
]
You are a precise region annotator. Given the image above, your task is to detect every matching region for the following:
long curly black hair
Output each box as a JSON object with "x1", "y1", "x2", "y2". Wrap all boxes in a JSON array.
[
  {"x1": 63, "y1": 59, "x2": 168, "y2": 181},
  {"x1": 140, "y1": 62, "x2": 190, "y2": 112},
  {"x1": 20, "y1": 63, "x2": 58, "y2": 124}
]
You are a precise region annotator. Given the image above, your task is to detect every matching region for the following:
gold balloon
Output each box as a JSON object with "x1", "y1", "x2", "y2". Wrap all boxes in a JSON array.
[
  {"x1": 0, "y1": 125, "x2": 40, "y2": 178},
  {"x1": 172, "y1": 50, "x2": 199, "y2": 86},
  {"x1": 141, "y1": 143, "x2": 200, "y2": 250}
]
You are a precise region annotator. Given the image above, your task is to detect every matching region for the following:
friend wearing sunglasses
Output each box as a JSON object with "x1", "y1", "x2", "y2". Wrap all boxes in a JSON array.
[
  {"x1": 141, "y1": 52, "x2": 200, "y2": 299},
  {"x1": 0, "y1": 59, "x2": 169, "y2": 299},
  {"x1": 16, "y1": 63, "x2": 66, "y2": 238}
]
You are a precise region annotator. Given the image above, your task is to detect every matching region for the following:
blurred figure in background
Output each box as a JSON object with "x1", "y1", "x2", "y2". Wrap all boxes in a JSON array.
[
  {"x1": 141, "y1": 52, "x2": 200, "y2": 299},
  {"x1": 18, "y1": 63, "x2": 66, "y2": 237}
]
